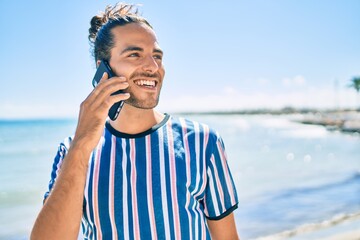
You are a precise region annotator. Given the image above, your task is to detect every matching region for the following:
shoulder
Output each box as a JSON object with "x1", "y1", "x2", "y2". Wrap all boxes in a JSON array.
[{"x1": 169, "y1": 115, "x2": 220, "y2": 140}]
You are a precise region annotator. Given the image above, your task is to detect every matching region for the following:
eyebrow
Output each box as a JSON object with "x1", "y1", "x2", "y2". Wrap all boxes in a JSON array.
[{"x1": 120, "y1": 45, "x2": 163, "y2": 55}]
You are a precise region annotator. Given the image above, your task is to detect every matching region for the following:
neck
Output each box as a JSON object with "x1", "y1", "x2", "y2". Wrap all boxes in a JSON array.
[{"x1": 109, "y1": 104, "x2": 165, "y2": 135}]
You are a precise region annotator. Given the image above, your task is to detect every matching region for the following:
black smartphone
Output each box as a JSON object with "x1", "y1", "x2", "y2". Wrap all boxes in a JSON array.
[{"x1": 92, "y1": 60, "x2": 124, "y2": 120}]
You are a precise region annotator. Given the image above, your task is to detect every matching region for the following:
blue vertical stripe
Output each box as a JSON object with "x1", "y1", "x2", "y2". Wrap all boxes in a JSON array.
[
  {"x1": 150, "y1": 131, "x2": 166, "y2": 239},
  {"x1": 125, "y1": 139, "x2": 134, "y2": 239},
  {"x1": 97, "y1": 131, "x2": 112, "y2": 239},
  {"x1": 114, "y1": 137, "x2": 124, "y2": 237},
  {"x1": 135, "y1": 137, "x2": 152, "y2": 239}
]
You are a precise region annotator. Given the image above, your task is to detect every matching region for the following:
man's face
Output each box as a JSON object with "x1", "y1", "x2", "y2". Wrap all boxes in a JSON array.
[{"x1": 108, "y1": 22, "x2": 165, "y2": 110}]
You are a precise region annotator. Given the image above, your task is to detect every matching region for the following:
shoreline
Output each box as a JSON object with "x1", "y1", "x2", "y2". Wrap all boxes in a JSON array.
[
  {"x1": 178, "y1": 108, "x2": 360, "y2": 134},
  {"x1": 295, "y1": 110, "x2": 360, "y2": 134},
  {"x1": 255, "y1": 211, "x2": 360, "y2": 240}
]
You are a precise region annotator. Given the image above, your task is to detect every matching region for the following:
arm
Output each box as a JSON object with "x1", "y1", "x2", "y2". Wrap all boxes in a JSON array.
[
  {"x1": 204, "y1": 132, "x2": 240, "y2": 240},
  {"x1": 30, "y1": 145, "x2": 91, "y2": 240},
  {"x1": 207, "y1": 213, "x2": 240, "y2": 240},
  {"x1": 30, "y1": 74, "x2": 129, "y2": 240}
]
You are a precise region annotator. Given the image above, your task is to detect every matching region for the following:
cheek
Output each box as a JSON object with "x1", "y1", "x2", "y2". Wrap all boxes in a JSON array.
[{"x1": 114, "y1": 63, "x2": 137, "y2": 78}]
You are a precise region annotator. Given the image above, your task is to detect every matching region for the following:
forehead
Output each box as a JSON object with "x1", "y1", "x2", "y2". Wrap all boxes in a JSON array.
[{"x1": 111, "y1": 23, "x2": 160, "y2": 49}]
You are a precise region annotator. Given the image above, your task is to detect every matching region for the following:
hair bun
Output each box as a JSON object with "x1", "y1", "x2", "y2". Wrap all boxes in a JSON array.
[{"x1": 88, "y1": 15, "x2": 106, "y2": 43}]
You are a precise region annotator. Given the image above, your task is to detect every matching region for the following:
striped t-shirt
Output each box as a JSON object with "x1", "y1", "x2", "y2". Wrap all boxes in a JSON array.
[{"x1": 45, "y1": 114, "x2": 238, "y2": 240}]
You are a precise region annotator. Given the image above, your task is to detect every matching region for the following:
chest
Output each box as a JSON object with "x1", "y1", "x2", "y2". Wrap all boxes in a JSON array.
[{"x1": 84, "y1": 133, "x2": 208, "y2": 213}]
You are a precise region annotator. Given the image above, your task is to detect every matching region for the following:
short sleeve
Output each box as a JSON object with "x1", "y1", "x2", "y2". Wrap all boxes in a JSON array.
[
  {"x1": 43, "y1": 137, "x2": 72, "y2": 202},
  {"x1": 203, "y1": 132, "x2": 238, "y2": 220}
]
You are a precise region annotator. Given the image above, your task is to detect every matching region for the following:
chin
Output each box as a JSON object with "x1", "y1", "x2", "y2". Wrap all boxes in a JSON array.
[{"x1": 125, "y1": 98, "x2": 160, "y2": 110}]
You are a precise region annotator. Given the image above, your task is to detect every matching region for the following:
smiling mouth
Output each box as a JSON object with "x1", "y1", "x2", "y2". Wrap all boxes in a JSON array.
[{"x1": 134, "y1": 79, "x2": 157, "y2": 88}]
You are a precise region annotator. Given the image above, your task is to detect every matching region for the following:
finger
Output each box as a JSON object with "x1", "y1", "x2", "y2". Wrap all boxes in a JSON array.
[
  {"x1": 92, "y1": 72, "x2": 109, "y2": 87},
  {"x1": 99, "y1": 72, "x2": 108, "y2": 82},
  {"x1": 95, "y1": 93, "x2": 131, "y2": 114},
  {"x1": 89, "y1": 81, "x2": 129, "y2": 108},
  {"x1": 91, "y1": 76, "x2": 127, "y2": 99},
  {"x1": 98, "y1": 76, "x2": 127, "y2": 87},
  {"x1": 94, "y1": 80, "x2": 129, "y2": 100},
  {"x1": 108, "y1": 92, "x2": 130, "y2": 105},
  {"x1": 90, "y1": 76, "x2": 127, "y2": 98}
]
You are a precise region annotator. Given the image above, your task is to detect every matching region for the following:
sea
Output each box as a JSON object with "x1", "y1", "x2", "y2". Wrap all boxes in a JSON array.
[{"x1": 0, "y1": 114, "x2": 359, "y2": 240}]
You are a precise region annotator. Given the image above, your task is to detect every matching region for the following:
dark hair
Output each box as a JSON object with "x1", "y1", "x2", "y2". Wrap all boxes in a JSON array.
[{"x1": 88, "y1": 3, "x2": 152, "y2": 62}]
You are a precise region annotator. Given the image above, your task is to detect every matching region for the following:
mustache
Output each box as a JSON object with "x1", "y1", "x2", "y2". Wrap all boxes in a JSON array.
[{"x1": 129, "y1": 71, "x2": 160, "y2": 80}]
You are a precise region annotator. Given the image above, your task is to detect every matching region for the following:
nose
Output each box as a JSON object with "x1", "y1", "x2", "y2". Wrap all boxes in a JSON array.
[{"x1": 142, "y1": 55, "x2": 159, "y2": 73}]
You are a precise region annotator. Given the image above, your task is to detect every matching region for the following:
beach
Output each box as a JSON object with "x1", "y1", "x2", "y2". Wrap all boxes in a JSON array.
[
  {"x1": 256, "y1": 211, "x2": 360, "y2": 239},
  {"x1": 0, "y1": 113, "x2": 359, "y2": 239}
]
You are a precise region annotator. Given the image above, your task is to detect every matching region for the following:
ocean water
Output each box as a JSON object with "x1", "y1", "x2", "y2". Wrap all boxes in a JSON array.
[
  {"x1": 0, "y1": 114, "x2": 359, "y2": 239},
  {"x1": 0, "y1": 119, "x2": 77, "y2": 240}
]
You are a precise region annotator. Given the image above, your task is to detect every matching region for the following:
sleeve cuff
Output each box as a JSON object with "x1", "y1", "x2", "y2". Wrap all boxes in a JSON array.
[{"x1": 206, "y1": 203, "x2": 238, "y2": 221}]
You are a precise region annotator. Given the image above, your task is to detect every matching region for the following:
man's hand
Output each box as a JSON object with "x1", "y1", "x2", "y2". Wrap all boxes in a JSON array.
[{"x1": 72, "y1": 73, "x2": 130, "y2": 153}]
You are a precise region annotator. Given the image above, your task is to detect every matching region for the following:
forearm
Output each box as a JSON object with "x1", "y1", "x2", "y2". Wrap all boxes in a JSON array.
[
  {"x1": 207, "y1": 213, "x2": 240, "y2": 240},
  {"x1": 31, "y1": 145, "x2": 91, "y2": 240}
]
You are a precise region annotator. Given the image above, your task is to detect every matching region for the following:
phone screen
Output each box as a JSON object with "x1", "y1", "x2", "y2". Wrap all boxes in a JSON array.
[{"x1": 92, "y1": 60, "x2": 124, "y2": 120}]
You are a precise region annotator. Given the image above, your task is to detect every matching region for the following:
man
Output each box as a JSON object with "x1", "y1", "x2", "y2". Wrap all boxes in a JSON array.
[{"x1": 31, "y1": 3, "x2": 239, "y2": 240}]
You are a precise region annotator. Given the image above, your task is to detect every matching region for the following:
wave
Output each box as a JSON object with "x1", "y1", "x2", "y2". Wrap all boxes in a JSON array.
[
  {"x1": 254, "y1": 211, "x2": 360, "y2": 240},
  {"x1": 271, "y1": 171, "x2": 360, "y2": 200}
]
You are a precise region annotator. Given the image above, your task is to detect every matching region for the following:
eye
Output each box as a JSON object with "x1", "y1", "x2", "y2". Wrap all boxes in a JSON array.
[
  {"x1": 128, "y1": 52, "x2": 140, "y2": 57},
  {"x1": 154, "y1": 54, "x2": 163, "y2": 60}
]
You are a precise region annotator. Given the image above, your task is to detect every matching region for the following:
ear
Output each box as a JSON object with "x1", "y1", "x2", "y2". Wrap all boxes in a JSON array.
[{"x1": 96, "y1": 60, "x2": 101, "y2": 68}]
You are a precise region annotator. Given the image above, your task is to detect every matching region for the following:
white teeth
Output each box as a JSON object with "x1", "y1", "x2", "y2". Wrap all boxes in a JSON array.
[{"x1": 135, "y1": 80, "x2": 155, "y2": 87}]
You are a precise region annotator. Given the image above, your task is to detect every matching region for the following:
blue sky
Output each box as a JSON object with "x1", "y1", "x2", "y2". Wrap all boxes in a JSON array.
[{"x1": 0, "y1": 0, "x2": 359, "y2": 118}]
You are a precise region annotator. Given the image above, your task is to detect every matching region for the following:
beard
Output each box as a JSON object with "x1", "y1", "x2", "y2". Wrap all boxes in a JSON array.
[
  {"x1": 124, "y1": 71, "x2": 163, "y2": 109},
  {"x1": 124, "y1": 86, "x2": 161, "y2": 109}
]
